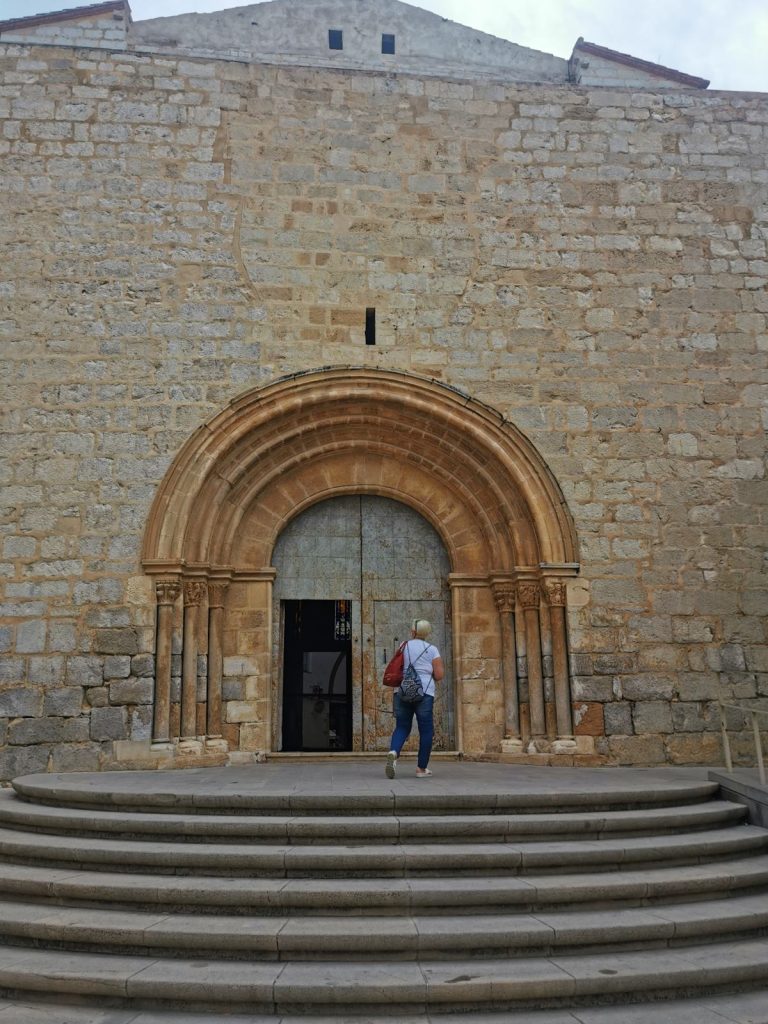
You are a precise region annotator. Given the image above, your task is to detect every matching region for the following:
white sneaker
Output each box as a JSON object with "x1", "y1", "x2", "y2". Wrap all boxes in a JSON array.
[{"x1": 385, "y1": 751, "x2": 397, "y2": 779}]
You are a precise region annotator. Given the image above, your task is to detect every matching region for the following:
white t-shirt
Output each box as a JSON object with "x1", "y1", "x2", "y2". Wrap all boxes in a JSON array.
[{"x1": 402, "y1": 639, "x2": 439, "y2": 699}]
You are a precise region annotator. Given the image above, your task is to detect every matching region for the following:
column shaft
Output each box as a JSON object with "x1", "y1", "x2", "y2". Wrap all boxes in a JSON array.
[
  {"x1": 518, "y1": 582, "x2": 545, "y2": 740},
  {"x1": 181, "y1": 581, "x2": 206, "y2": 742},
  {"x1": 152, "y1": 581, "x2": 179, "y2": 747},
  {"x1": 546, "y1": 580, "x2": 574, "y2": 741},
  {"x1": 206, "y1": 584, "x2": 227, "y2": 741}
]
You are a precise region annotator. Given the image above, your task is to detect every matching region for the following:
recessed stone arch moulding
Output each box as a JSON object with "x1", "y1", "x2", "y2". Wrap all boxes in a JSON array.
[{"x1": 142, "y1": 368, "x2": 583, "y2": 758}]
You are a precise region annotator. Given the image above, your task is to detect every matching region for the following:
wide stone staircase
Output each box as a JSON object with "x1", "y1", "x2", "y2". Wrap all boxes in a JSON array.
[{"x1": 0, "y1": 763, "x2": 767, "y2": 1022}]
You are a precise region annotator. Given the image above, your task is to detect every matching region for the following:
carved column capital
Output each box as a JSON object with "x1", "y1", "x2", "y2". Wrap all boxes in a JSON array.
[
  {"x1": 517, "y1": 580, "x2": 541, "y2": 610},
  {"x1": 183, "y1": 580, "x2": 207, "y2": 607},
  {"x1": 545, "y1": 579, "x2": 568, "y2": 607},
  {"x1": 207, "y1": 582, "x2": 228, "y2": 609},
  {"x1": 492, "y1": 582, "x2": 517, "y2": 614},
  {"x1": 155, "y1": 580, "x2": 181, "y2": 606}
]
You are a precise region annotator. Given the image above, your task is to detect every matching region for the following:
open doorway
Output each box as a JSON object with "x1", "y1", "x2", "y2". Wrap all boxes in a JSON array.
[{"x1": 281, "y1": 599, "x2": 353, "y2": 752}]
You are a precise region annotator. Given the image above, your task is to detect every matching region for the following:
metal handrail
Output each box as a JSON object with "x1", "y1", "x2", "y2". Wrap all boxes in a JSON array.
[{"x1": 718, "y1": 700, "x2": 768, "y2": 785}]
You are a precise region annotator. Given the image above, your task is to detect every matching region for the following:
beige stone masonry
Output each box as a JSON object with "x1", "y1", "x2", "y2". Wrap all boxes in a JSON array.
[{"x1": 0, "y1": 38, "x2": 765, "y2": 774}]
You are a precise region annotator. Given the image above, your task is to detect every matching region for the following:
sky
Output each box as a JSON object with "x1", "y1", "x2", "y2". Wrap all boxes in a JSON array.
[{"x1": 1, "y1": 0, "x2": 767, "y2": 93}]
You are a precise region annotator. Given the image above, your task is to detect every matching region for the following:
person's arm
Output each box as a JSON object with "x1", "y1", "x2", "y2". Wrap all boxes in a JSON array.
[{"x1": 431, "y1": 656, "x2": 444, "y2": 682}]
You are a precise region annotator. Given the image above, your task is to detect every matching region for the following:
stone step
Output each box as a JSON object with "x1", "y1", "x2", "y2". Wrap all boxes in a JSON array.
[
  {"x1": 0, "y1": 891, "x2": 766, "y2": 960},
  {"x1": 0, "y1": 790, "x2": 746, "y2": 842},
  {"x1": 0, "y1": 823, "x2": 763, "y2": 876},
  {"x1": 0, "y1": 991, "x2": 767, "y2": 1023},
  {"x1": 0, "y1": 855, "x2": 766, "y2": 914},
  {"x1": 0, "y1": 938, "x2": 767, "y2": 1012},
  {"x1": 12, "y1": 770, "x2": 721, "y2": 816}
]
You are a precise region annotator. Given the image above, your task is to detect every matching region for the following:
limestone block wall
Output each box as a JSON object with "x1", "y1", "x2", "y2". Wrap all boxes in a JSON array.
[{"x1": 0, "y1": 39, "x2": 766, "y2": 776}]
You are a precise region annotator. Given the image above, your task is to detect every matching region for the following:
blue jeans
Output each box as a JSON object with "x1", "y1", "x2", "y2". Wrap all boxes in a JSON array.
[{"x1": 389, "y1": 693, "x2": 434, "y2": 770}]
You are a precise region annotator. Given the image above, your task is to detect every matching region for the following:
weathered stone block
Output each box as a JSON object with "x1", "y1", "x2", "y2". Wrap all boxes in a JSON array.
[
  {"x1": 89, "y1": 706, "x2": 128, "y2": 741},
  {"x1": 103, "y1": 656, "x2": 131, "y2": 679},
  {"x1": 42, "y1": 687, "x2": 83, "y2": 717},
  {"x1": 620, "y1": 675, "x2": 677, "y2": 701},
  {"x1": 8, "y1": 717, "x2": 65, "y2": 745},
  {"x1": 93, "y1": 628, "x2": 140, "y2": 655},
  {"x1": 109, "y1": 677, "x2": 153, "y2": 705},
  {"x1": 571, "y1": 676, "x2": 615, "y2": 702},
  {"x1": 50, "y1": 744, "x2": 101, "y2": 772},
  {"x1": 671, "y1": 701, "x2": 719, "y2": 733},
  {"x1": 131, "y1": 654, "x2": 154, "y2": 677},
  {"x1": 607, "y1": 734, "x2": 666, "y2": 766},
  {"x1": 0, "y1": 687, "x2": 43, "y2": 718},
  {"x1": 0, "y1": 746, "x2": 50, "y2": 779},
  {"x1": 573, "y1": 702, "x2": 604, "y2": 736},
  {"x1": 65, "y1": 656, "x2": 103, "y2": 687},
  {"x1": 632, "y1": 700, "x2": 673, "y2": 735},
  {"x1": 664, "y1": 733, "x2": 722, "y2": 765},
  {"x1": 604, "y1": 701, "x2": 633, "y2": 735},
  {"x1": 593, "y1": 653, "x2": 638, "y2": 675}
]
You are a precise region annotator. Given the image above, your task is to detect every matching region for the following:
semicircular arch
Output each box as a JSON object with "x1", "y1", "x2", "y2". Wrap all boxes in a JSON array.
[{"x1": 142, "y1": 368, "x2": 578, "y2": 576}]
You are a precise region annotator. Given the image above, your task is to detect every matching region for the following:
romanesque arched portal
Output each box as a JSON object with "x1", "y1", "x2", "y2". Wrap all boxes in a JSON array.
[{"x1": 142, "y1": 368, "x2": 580, "y2": 757}]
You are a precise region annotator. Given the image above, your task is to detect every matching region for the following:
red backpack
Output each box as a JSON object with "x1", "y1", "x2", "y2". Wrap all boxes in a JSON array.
[{"x1": 382, "y1": 641, "x2": 406, "y2": 687}]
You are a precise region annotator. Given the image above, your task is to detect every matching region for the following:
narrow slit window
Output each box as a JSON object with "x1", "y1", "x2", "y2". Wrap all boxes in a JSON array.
[
  {"x1": 365, "y1": 308, "x2": 376, "y2": 345},
  {"x1": 328, "y1": 29, "x2": 343, "y2": 50},
  {"x1": 382, "y1": 33, "x2": 395, "y2": 55}
]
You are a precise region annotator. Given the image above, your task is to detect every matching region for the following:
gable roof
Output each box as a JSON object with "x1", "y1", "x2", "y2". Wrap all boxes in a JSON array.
[
  {"x1": 573, "y1": 38, "x2": 709, "y2": 89},
  {"x1": 0, "y1": 1, "x2": 130, "y2": 33}
]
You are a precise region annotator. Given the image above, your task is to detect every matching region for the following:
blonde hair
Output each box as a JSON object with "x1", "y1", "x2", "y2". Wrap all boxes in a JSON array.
[{"x1": 412, "y1": 619, "x2": 432, "y2": 639}]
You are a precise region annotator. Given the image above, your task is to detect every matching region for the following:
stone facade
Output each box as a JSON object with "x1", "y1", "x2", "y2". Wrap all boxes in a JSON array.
[{"x1": 0, "y1": 1, "x2": 766, "y2": 777}]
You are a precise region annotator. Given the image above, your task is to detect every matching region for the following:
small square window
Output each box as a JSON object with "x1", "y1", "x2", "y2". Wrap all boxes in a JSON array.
[
  {"x1": 328, "y1": 29, "x2": 343, "y2": 50},
  {"x1": 382, "y1": 33, "x2": 395, "y2": 55}
]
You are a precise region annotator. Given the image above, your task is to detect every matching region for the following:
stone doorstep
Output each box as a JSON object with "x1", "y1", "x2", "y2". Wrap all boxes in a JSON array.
[
  {"x1": 0, "y1": 892, "x2": 767, "y2": 957},
  {"x1": 0, "y1": 939, "x2": 768, "y2": 1008},
  {"x1": 0, "y1": 824, "x2": 764, "y2": 874}
]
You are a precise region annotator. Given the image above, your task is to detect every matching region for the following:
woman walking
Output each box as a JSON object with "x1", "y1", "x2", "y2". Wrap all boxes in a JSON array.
[{"x1": 385, "y1": 619, "x2": 444, "y2": 778}]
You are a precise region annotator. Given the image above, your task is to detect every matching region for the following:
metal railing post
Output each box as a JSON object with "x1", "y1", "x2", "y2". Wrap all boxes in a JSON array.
[
  {"x1": 751, "y1": 711, "x2": 766, "y2": 786},
  {"x1": 719, "y1": 700, "x2": 733, "y2": 774}
]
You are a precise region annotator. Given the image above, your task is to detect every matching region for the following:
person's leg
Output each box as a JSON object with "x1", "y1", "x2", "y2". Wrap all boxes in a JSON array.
[
  {"x1": 414, "y1": 695, "x2": 434, "y2": 773},
  {"x1": 386, "y1": 694, "x2": 414, "y2": 777}
]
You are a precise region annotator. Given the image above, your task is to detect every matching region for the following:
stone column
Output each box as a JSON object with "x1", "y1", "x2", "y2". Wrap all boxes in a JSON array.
[
  {"x1": 205, "y1": 582, "x2": 229, "y2": 752},
  {"x1": 493, "y1": 582, "x2": 522, "y2": 753},
  {"x1": 180, "y1": 580, "x2": 206, "y2": 754},
  {"x1": 518, "y1": 580, "x2": 546, "y2": 748},
  {"x1": 152, "y1": 579, "x2": 180, "y2": 749},
  {"x1": 546, "y1": 579, "x2": 577, "y2": 753}
]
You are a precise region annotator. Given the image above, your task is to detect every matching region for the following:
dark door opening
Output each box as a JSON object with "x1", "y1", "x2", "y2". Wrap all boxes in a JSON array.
[{"x1": 281, "y1": 599, "x2": 353, "y2": 752}]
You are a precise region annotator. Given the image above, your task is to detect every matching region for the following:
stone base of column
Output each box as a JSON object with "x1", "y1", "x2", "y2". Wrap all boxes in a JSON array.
[
  {"x1": 551, "y1": 737, "x2": 578, "y2": 754},
  {"x1": 526, "y1": 737, "x2": 551, "y2": 754},
  {"x1": 500, "y1": 737, "x2": 524, "y2": 754},
  {"x1": 149, "y1": 741, "x2": 174, "y2": 753},
  {"x1": 177, "y1": 737, "x2": 204, "y2": 755},
  {"x1": 205, "y1": 736, "x2": 229, "y2": 752}
]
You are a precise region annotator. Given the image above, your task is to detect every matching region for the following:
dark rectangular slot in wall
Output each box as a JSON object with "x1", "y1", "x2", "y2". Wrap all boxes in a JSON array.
[
  {"x1": 365, "y1": 307, "x2": 376, "y2": 345},
  {"x1": 382, "y1": 34, "x2": 395, "y2": 54},
  {"x1": 328, "y1": 29, "x2": 343, "y2": 50}
]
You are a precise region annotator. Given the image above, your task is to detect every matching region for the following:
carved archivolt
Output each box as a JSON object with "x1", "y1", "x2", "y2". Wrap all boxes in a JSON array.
[{"x1": 142, "y1": 368, "x2": 578, "y2": 575}]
